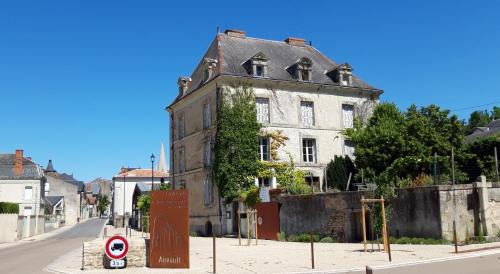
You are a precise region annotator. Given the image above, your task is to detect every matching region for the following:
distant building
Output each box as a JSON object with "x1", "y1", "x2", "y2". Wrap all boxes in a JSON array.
[
  {"x1": 111, "y1": 167, "x2": 171, "y2": 227},
  {"x1": 44, "y1": 160, "x2": 85, "y2": 225},
  {"x1": 466, "y1": 119, "x2": 500, "y2": 142},
  {"x1": 166, "y1": 30, "x2": 382, "y2": 235}
]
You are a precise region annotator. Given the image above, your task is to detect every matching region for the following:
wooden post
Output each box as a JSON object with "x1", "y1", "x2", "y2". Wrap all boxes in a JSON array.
[
  {"x1": 365, "y1": 266, "x2": 373, "y2": 274},
  {"x1": 254, "y1": 210, "x2": 258, "y2": 246},
  {"x1": 310, "y1": 232, "x2": 315, "y2": 269},
  {"x1": 238, "y1": 211, "x2": 241, "y2": 246},
  {"x1": 361, "y1": 195, "x2": 367, "y2": 252},
  {"x1": 381, "y1": 196, "x2": 388, "y2": 252},
  {"x1": 81, "y1": 243, "x2": 85, "y2": 270},
  {"x1": 453, "y1": 220, "x2": 458, "y2": 253},
  {"x1": 213, "y1": 234, "x2": 216, "y2": 273},
  {"x1": 246, "y1": 208, "x2": 250, "y2": 246}
]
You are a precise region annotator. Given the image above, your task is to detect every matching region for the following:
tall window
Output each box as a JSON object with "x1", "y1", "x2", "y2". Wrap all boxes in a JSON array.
[
  {"x1": 203, "y1": 176, "x2": 212, "y2": 207},
  {"x1": 178, "y1": 113, "x2": 185, "y2": 139},
  {"x1": 344, "y1": 140, "x2": 355, "y2": 160},
  {"x1": 178, "y1": 147, "x2": 185, "y2": 173},
  {"x1": 258, "y1": 178, "x2": 271, "y2": 187},
  {"x1": 342, "y1": 104, "x2": 354, "y2": 129},
  {"x1": 203, "y1": 102, "x2": 211, "y2": 129},
  {"x1": 259, "y1": 137, "x2": 270, "y2": 161},
  {"x1": 24, "y1": 186, "x2": 33, "y2": 200},
  {"x1": 296, "y1": 57, "x2": 312, "y2": 81},
  {"x1": 256, "y1": 98, "x2": 270, "y2": 123},
  {"x1": 251, "y1": 52, "x2": 268, "y2": 77},
  {"x1": 203, "y1": 139, "x2": 212, "y2": 167},
  {"x1": 301, "y1": 101, "x2": 314, "y2": 126},
  {"x1": 302, "y1": 138, "x2": 316, "y2": 163}
]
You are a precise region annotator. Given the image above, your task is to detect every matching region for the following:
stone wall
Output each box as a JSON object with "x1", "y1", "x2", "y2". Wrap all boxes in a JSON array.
[
  {"x1": 83, "y1": 238, "x2": 146, "y2": 269},
  {"x1": 277, "y1": 180, "x2": 500, "y2": 242},
  {"x1": 0, "y1": 214, "x2": 18, "y2": 243}
]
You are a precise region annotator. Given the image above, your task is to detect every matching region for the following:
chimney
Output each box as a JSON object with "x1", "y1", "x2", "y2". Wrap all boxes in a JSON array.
[
  {"x1": 224, "y1": 29, "x2": 246, "y2": 38},
  {"x1": 285, "y1": 37, "x2": 306, "y2": 47},
  {"x1": 120, "y1": 167, "x2": 128, "y2": 174},
  {"x1": 14, "y1": 149, "x2": 23, "y2": 177}
]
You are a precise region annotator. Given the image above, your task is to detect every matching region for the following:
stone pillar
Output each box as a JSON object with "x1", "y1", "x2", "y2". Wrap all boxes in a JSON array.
[
  {"x1": 474, "y1": 175, "x2": 492, "y2": 236},
  {"x1": 271, "y1": 176, "x2": 277, "y2": 189}
]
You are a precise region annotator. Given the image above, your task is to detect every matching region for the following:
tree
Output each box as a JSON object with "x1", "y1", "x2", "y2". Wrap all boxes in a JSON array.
[
  {"x1": 465, "y1": 110, "x2": 492, "y2": 135},
  {"x1": 344, "y1": 103, "x2": 466, "y2": 186},
  {"x1": 136, "y1": 194, "x2": 151, "y2": 216},
  {"x1": 326, "y1": 155, "x2": 356, "y2": 191},
  {"x1": 462, "y1": 136, "x2": 500, "y2": 182},
  {"x1": 97, "y1": 194, "x2": 109, "y2": 215},
  {"x1": 213, "y1": 85, "x2": 262, "y2": 202}
]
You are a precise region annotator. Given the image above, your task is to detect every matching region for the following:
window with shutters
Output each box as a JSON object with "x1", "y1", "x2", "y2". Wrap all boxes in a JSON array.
[
  {"x1": 203, "y1": 176, "x2": 213, "y2": 207},
  {"x1": 178, "y1": 113, "x2": 185, "y2": 139},
  {"x1": 203, "y1": 102, "x2": 211, "y2": 129},
  {"x1": 344, "y1": 140, "x2": 355, "y2": 160},
  {"x1": 24, "y1": 186, "x2": 33, "y2": 200},
  {"x1": 301, "y1": 101, "x2": 314, "y2": 126},
  {"x1": 203, "y1": 139, "x2": 212, "y2": 167},
  {"x1": 302, "y1": 138, "x2": 316, "y2": 163},
  {"x1": 178, "y1": 147, "x2": 185, "y2": 173},
  {"x1": 256, "y1": 98, "x2": 270, "y2": 123},
  {"x1": 342, "y1": 104, "x2": 354, "y2": 129},
  {"x1": 259, "y1": 137, "x2": 270, "y2": 161}
]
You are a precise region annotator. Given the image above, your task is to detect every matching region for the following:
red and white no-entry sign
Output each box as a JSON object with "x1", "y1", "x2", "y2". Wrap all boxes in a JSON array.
[{"x1": 105, "y1": 235, "x2": 129, "y2": 260}]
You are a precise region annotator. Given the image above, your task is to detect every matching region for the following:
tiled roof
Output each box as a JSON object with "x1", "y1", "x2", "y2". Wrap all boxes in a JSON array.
[
  {"x1": 466, "y1": 119, "x2": 500, "y2": 141},
  {"x1": 0, "y1": 154, "x2": 43, "y2": 179},
  {"x1": 169, "y1": 31, "x2": 381, "y2": 107},
  {"x1": 113, "y1": 169, "x2": 170, "y2": 178}
]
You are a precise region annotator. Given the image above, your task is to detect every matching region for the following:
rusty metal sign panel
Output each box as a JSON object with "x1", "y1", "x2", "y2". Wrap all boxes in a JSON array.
[
  {"x1": 149, "y1": 190, "x2": 189, "y2": 268},
  {"x1": 255, "y1": 202, "x2": 280, "y2": 240}
]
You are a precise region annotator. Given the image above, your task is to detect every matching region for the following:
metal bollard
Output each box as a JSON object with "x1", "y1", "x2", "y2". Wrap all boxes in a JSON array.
[
  {"x1": 213, "y1": 234, "x2": 216, "y2": 273},
  {"x1": 310, "y1": 232, "x2": 315, "y2": 269},
  {"x1": 81, "y1": 243, "x2": 85, "y2": 271},
  {"x1": 366, "y1": 265, "x2": 373, "y2": 274}
]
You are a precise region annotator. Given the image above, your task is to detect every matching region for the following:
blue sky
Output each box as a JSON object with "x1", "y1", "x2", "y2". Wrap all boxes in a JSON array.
[{"x1": 1, "y1": 0, "x2": 499, "y2": 181}]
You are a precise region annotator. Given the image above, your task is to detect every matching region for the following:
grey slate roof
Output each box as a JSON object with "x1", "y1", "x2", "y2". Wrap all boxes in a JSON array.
[
  {"x1": 0, "y1": 154, "x2": 43, "y2": 179},
  {"x1": 44, "y1": 196, "x2": 64, "y2": 207},
  {"x1": 45, "y1": 161, "x2": 85, "y2": 192},
  {"x1": 170, "y1": 32, "x2": 381, "y2": 106},
  {"x1": 466, "y1": 119, "x2": 500, "y2": 141}
]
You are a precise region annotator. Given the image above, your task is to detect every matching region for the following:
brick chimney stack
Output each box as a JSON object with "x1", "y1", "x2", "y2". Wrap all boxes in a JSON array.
[
  {"x1": 285, "y1": 37, "x2": 306, "y2": 47},
  {"x1": 14, "y1": 149, "x2": 23, "y2": 176}
]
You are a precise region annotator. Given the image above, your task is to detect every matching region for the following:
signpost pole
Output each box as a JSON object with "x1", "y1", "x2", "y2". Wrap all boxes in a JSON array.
[{"x1": 213, "y1": 234, "x2": 216, "y2": 273}]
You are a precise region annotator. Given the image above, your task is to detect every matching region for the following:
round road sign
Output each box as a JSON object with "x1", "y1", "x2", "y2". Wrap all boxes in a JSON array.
[{"x1": 105, "y1": 235, "x2": 129, "y2": 260}]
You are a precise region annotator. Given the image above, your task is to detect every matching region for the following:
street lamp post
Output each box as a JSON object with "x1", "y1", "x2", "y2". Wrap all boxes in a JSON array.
[
  {"x1": 122, "y1": 172, "x2": 126, "y2": 228},
  {"x1": 151, "y1": 154, "x2": 155, "y2": 191}
]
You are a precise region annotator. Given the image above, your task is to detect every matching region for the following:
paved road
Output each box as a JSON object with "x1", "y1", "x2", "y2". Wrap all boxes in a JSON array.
[
  {"x1": 0, "y1": 218, "x2": 105, "y2": 274},
  {"x1": 349, "y1": 252, "x2": 500, "y2": 274}
]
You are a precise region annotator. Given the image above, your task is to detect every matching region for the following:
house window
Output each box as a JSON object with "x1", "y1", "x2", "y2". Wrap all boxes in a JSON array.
[
  {"x1": 341, "y1": 74, "x2": 350, "y2": 86},
  {"x1": 24, "y1": 186, "x2": 33, "y2": 200},
  {"x1": 344, "y1": 140, "x2": 355, "y2": 160},
  {"x1": 256, "y1": 98, "x2": 270, "y2": 123},
  {"x1": 203, "y1": 139, "x2": 212, "y2": 167},
  {"x1": 259, "y1": 137, "x2": 270, "y2": 161},
  {"x1": 203, "y1": 176, "x2": 213, "y2": 207},
  {"x1": 258, "y1": 178, "x2": 271, "y2": 187},
  {"x1": 178, "y1": 147, "x2": 185, "y2": 173},
  {"x1": 178, "y1": 113, "x2": 185, "y2": 139},
  {"x1": 342, "y1": 104, "x2": 354, "y2": 129},
  {"x1": 203, "y1": 102, "x2": 211, "y2": 129},
  {"x1": 251, "y1": 52, "x2": 268, "y2": 77},
  {"x1": 301, "y1": 101, "x2": 314, "y2": 126},
  {"x1": 179, "y1": 180, "x2": 186, "y2": 189},
  {"x1": 302, "y1": 138, "x2": 316, "y2": 163},
  {"x1": 24, "y1": 206, "x2": 32, "y2": 216},
  {"x1": 296, "y1": 57, "x2": 312, "y2": 81}
]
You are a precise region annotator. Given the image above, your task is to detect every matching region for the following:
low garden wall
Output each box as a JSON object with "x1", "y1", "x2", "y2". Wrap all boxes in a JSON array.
[{"x1": 83, "y1": 237, "x2": 146, "y2": 269}]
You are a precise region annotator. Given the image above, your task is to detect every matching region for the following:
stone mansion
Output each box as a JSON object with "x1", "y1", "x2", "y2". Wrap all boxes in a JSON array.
[{"x1": 166, "y1": 29, "x2": 382, "y2": 235}]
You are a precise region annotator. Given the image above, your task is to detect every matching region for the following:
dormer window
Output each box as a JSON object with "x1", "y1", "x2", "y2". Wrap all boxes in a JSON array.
[
  {"x1": 295, "y1": 57, "x2": 312, "y2": 81},
  {"x1": 177, "y1": 76, "x2": 191, "y2": 96},
  {"x1": 338, "y1": 63, "x2": 352, "y2": 86},
  {"x1": 202, "y1": 58, "x2": 217, "y2": 83},
  {"x1": 250, "y1": 52, "x2": 268, "y2": 77}
]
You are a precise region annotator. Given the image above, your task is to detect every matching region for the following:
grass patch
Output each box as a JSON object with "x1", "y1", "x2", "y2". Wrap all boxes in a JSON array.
[
  {"x1": 287, "y1": 234, "x2": 321, "y2": 242},
  {"x1": 377, "y1": 237, "x2": 449, "y2": 245}
]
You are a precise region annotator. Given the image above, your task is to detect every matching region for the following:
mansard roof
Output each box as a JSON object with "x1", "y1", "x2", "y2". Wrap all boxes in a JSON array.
[
  {"x1": 0, "y1": 154, "x2": 43, "y2": 179},
  {"x1": 169, "y1": 31, "x2": 381, "y2": 107}
]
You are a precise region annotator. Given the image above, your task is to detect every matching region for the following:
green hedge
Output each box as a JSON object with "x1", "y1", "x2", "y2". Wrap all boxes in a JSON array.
[{"x1": 0, "y1": 202, "x2": 19, "y2": 214}]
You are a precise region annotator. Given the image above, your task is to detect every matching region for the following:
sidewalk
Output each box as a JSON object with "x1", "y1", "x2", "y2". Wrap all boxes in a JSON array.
[
  {"x1": 0, "y1": 217, "x2": 98, "y2": 251},
  {"x1": 48, "y1": 233, "x2": 500, "y2": 274}
]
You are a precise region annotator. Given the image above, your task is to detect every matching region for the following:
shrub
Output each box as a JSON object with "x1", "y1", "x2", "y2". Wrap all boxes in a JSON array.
[
  {"x1": 320, "y1": 236, "x2": 336, "y2": 243},
  {"x1": 190, "y1": 231, "x2": 199, "y2": 237},
  {"x1": 381, "y1": 236, "x2": 448, "y2": 245},
  {"x1": 277, "y1": 232, "x2": 286, "y2": 242},
  {"x1": 288, "y1": 234, "x2": 320, "y2": 242},
  {"x1": 0, "y1": 202, "x2": 19, "y2": 214}
]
